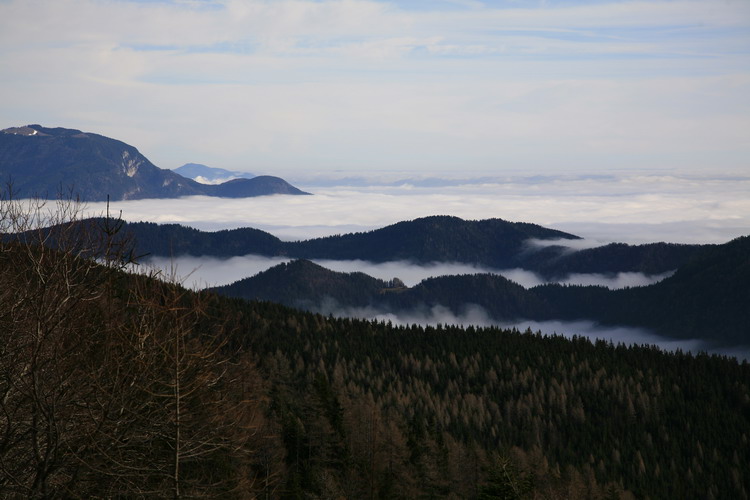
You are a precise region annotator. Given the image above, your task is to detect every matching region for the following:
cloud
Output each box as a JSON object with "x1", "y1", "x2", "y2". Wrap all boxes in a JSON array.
[
  {"x1": 192, "y1": 175, "x2": 240, "y2": 185},
  {"x1": 525, "y1": 237, "x2": 607, "y2": 251},
  {"x1": 319, "y1": 303, "x2": 750, "y2": 360},
  {"x1": 306, "y1": 297, "x2": 750, "y2": 360},
  {"x1": 141, "y1": 252, "x2": 673, "y2": 292},
  {"x1": 561, "y1": 271, "x2": 674, "y2": 289},
  {"x1": 139, "y1": 254, "x2": 290, "y2": 289},
  {"x1": 84, "y1": 174, "x2": 750, "y2": 245},
  {"x1": 1, "y1": 0, "x2": 748, "y2": 174}
]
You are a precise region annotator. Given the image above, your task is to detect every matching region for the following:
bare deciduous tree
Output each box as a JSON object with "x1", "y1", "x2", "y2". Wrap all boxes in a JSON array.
[{"x1": 0, "y1": 187, "x2": 277, "y2": 498}]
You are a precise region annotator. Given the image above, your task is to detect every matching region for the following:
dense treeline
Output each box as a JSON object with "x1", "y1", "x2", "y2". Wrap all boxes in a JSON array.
[
  {"x1": 223, "y1": 300, "x2": 750, "y2": 499},
  {"x1": 3, "y1": 197, "x2": 749, "y2": 498}
]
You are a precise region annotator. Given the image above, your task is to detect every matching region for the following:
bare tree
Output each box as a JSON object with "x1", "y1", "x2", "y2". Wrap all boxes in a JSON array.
[{"x1": 0, "y1": 187, "x2": 275, "y2": 498}]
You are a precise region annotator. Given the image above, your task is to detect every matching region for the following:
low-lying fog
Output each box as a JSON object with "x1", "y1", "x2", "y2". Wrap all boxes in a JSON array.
[
  {"x1": 140, "y1": 254, "x2": 674, "y2": 291},
  {"x1": 325, "y1": 303, "x2": 750, "y2": 361},
  {"x1": 138, "y1": 253, "x2": 746, "y2": 359},
  {"x1": 106, "y1": 174, "x2": 749, "y2": 360}
]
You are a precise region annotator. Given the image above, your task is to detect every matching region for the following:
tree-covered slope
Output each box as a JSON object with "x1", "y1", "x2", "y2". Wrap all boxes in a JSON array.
[
  {"x1": 525, "y1": 241, "x2": 704, "y2": 279},
  {"x1": 123, "y1": 220, "x2": 285, "y2": 257},
  {"x1": 231, "y1": 300, "x2": 750, "y2": 499},
  {"x1": 214, "y1": 259, "x2": 388, "y2": 309},
  {"x1": 211, "y1": 235, "x2": 750, "y2": 345},
  {"x1": 288, "y1": 215, "x2": 580, "y2": 266}
]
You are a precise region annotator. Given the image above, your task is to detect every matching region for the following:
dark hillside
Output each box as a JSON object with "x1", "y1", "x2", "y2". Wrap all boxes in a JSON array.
[
  {"x1": 0, "y1": 124, "x2": 203, "y2": 200},
  {"x1": 204, "y1": 175, "x2": 310, "y2": 197},
  {"x1": 214, "y1": 259, "x2": 388, "y2": 310},
  {"x1": 526, "y1": 241, "x2": 704, "y2": 279},
  {"x1": 123, "y1": 220, "x2": 284, "y2": 257},
  {"x1": 289, "y1": 215, "x2": 580, "y2": 266}
]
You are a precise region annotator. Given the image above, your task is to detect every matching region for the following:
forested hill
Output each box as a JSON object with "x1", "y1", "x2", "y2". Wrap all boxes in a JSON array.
[
  {"x1": 121, "y1": 216, "x2": 705, "y2": 277},
  {"x1": 3, "y1": 218, "x2": 749, "y2": 498},
  {"x1": 213, "y1": 235, "x2": 750, "y2": 345},
  {"x1": 286, "y1": 215, "x2": 579, "y2": 266},
  {"x1": 216, "y1": 259, "x2": 390, "y2": 310},
  {"x1": 123, "y1": 221, "x2": 285, "y2": 257},
  {"x1": 522, "y1": 241, "x2": 705, "y2": 279}
]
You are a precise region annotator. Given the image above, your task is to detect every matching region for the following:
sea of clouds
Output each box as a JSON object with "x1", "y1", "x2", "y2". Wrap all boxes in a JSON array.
[
  {"x1": 89, "y1": 173, "x2": 749, "y2": 359},
  {"x1": 87, "y1": 173, "x2": 750, "y2": 244}
]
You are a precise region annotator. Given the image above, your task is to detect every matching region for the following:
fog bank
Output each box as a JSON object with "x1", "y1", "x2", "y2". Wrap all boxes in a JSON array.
[
  {"x1": 141, "y1": 255, "x2": 672, "y2": 290},
  {"x1": 326, "y1": 303, "x2": 749, "y2": 361},
  {"x1": 84, "y1": 174, "x2": 750, "y2": 245}
]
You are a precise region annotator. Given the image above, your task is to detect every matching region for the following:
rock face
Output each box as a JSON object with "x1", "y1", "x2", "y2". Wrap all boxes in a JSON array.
[{"x1": 0, "y1": 125, "x2": 309, "y2": 201}]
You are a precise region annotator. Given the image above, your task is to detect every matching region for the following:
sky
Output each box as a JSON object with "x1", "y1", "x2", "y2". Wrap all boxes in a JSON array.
[{"x1": 1, "y1": 0, "x2": 749, "y2": 179}]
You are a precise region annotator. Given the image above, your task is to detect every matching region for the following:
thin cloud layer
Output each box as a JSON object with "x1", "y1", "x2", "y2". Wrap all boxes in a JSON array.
[
  {"x1": 329, "y1": 305, "x2": 750, "y2": 360},
  {"x1": 141, "y1": 254, "x2": 673, "y2": 291},
  {"x1": 501, "y1": 319, "x2": 750, "y2": 361},
  {"x1": 139, "y1": 254, "x2": 291, "y2": 289}
]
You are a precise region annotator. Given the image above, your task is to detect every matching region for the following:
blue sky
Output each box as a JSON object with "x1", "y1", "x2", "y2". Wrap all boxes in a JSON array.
[{"x1": 1, "y1": 0, "x2": 748, "y2": 178}]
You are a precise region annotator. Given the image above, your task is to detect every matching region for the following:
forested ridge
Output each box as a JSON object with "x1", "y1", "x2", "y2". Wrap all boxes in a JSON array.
[
  {"x1": 231, "y1": 302, "x2": 750, "y2": 499},
  {"x1": 214, "y1": 234, "x2": 750, "y2": 345},
  {"x1": 118, "y1": 216, "x2": 704, "y2": 278},
  {"x1": 2, "y1": 199, "x2": 749, "y2": 498}
]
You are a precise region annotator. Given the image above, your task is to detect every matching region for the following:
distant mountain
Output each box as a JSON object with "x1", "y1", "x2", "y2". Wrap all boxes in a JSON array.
[
  {"x1": 203, "y1": 176, "x2": 309, "y2": 197},
  {"x1": 211, "y1": 235, "x2": 750, "y2": 345},
  {"x1": 0, "y1": 125, "x2": 309, "y2": 201},
  {"x1": 173, "y1": 163, "x2": 254, "y2": 183}
]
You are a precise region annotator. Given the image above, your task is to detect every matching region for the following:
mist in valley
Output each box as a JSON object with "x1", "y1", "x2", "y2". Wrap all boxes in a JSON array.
[
  {"x1": 141, "y1": 254, "x2": 673, "y2": 290},
  {"x1": 118, "y1": 175, "x2": 749, "y2": 361},
  {"x1": 317, "y1": 300, "x2": 750, "y2": 361},
  {"x1": 135, "y1": 254, "x2": 750, "y2": 360}
]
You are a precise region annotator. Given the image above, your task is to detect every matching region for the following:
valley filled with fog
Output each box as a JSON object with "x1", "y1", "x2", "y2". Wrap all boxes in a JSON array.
[{"x1": 98, "y1": 174, "x2": 750, "y2": 359}]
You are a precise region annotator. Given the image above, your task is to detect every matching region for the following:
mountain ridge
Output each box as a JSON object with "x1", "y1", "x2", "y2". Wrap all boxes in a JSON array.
[
  {"x1": 210, "y1": 235, "x2": 750, "y2": 345},
  {"x1": 119, "y1": 215, "x2": 704, "y2": 277},
  {"x1": 0, "y1": 124, "x2": 309, "y2": 201}
]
